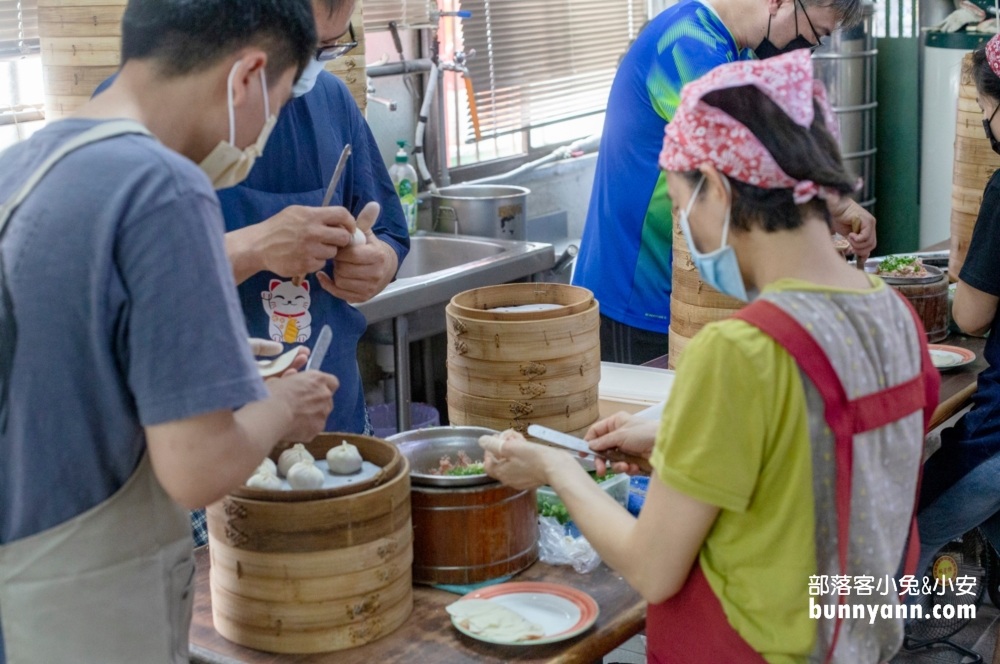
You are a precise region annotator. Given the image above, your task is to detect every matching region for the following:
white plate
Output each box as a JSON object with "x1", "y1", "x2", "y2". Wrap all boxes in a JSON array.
[
  {"x1": 927, "y1": 344, "x2": 976, "y2": 370},
  {"x1": 450, "y1": 582, "x2": 599, "y2": 646}
]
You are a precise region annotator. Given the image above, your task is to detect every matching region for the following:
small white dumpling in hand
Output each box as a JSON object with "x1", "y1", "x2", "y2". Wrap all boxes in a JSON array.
[
  {"x1": 327, "y1": 440, "x2": 363, "y2": 474},
  {"x1": 287, "y1": 460, "x2": 325, "y2": 490},
  {"x1": 278, "y1": 443, "x2": 314, "y2": 477},
  {"x1": 246, "y1": 472, "x2": 283, "y2": 490}
]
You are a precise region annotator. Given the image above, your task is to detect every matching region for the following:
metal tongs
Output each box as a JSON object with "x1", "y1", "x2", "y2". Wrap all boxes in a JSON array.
[{"x1": 527, "y1": 424, "x2": 652, "y2": 475}]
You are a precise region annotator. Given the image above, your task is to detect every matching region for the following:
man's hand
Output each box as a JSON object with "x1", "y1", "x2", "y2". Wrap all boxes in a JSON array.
[
  {"x1": 828, "y1": 198, "x2": 876, "y2": 264},
  {"x1": 316, "y1": 202, "x2": 399, "y2": 303},
  {"x1": 226, "y1": 205, "x2": 356, "y2": 284}
]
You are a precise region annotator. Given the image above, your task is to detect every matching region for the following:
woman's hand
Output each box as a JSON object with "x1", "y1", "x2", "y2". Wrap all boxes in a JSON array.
[
  {"x1": 585, "y1": 411, "x2": 658, "y2": 475},
  {"x1": 478, "y1": 429, "x2": 569, "y2": 490}
]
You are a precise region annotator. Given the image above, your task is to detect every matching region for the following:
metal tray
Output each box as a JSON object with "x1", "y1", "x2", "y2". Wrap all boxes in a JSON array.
[{"x1": 387, "y1": 425, "x2": 499, "y2": 487}]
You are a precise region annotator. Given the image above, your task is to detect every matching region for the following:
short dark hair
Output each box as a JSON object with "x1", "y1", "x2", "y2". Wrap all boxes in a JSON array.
[
  {"x1": 968, "y1": 45, "x2": 1000, "y2": 106},
  {"x1": 680, "y1": 84, "x2": 857, "y2": 233},
  {"x1": 802, "y1": 0, "x2": 864, "y2": 30},
  {"x1": 121, "y1": 0, "x2": 316, "y2": 82}
]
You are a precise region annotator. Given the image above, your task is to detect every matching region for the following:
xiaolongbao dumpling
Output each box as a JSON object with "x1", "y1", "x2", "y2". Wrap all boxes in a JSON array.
[
  {"x1": 277, "y1": 443, "x2": 314, "y2": 477},
  {"x1": 255, "y1": 457, "x2": 277, "y2": 477},
  {"x1": 327, "y1": 440, "x2": 363, "y2": 475},
  {"x1": 287, "y1": 460, "x2": 324, "y2": 490},
  {"x1": 246, "y1": 472, "x2": 283, "y2": 490}
]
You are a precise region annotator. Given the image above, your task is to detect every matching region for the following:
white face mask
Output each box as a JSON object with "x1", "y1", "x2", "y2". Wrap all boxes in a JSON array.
[
  {"x1": 291, "y1": 57, "x2": 326, "y2": 98},
  {"x1": 199, "y1": 61, "x2": 278, "y2": 190}
]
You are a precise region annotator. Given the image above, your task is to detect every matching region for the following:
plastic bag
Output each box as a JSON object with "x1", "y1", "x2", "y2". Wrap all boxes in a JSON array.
[{"x1": 537, "y1": 516, "x2": 602, "y2": 574}]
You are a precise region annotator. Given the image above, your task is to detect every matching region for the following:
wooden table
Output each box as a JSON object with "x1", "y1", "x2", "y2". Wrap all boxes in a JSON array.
[{"x1": 189, "y1": 546, "x2": 644, "y2": 664}]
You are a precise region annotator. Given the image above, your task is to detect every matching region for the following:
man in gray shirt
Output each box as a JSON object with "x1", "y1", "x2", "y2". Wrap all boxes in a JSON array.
[{"x1": 0, "y1": 1, "x2": 343, "y2": 660}]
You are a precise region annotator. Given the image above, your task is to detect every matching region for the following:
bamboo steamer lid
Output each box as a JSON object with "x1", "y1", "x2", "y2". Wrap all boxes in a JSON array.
[
  {"x1": 951, "y1": 53, "x2": 1000, "y2": 278},
  {"x1": 669, "y1": 219, "x2": 744, "y2": 366},
  {"x1": 206, "y1": 433, "x2": 413, "y2": 653}
]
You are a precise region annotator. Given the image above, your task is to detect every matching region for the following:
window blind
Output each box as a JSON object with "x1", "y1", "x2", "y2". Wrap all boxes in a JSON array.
[
  {"x1": 362, "y1": 0, "x2": 435, "y2": 31},
  {"x1": 0, "y1": 0, "x2": 38, "y2": 59},
  {"x1": 459, "y1": 0, "x2": 645, "y2": 139}
]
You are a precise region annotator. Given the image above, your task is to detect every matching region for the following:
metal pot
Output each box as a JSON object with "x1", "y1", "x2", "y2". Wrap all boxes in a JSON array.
[{"x1": 431, "y1": 184, "x2": 529, "y2": 241}]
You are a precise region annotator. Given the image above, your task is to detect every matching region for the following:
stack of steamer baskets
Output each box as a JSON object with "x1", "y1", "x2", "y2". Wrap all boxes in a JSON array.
[
  {"x1": 951, "y1": 53, "x2": 1000, "y2": 278},
  {"x1": 668, "y1": 218, "x2": 746, "y2": 368},
  {"x1": 446, "y1": 283, "x2": 600, "y2": 437},
  {"x1": 205, "y1": 434, "x2": 413, "y2": 654}
]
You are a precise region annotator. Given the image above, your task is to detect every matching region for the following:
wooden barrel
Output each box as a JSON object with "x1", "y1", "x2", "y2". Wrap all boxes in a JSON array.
[
  {"x1": 884, "y1": 272, "x2": 950, "y2": 344},
  {"x1": 446, "y1": 286, "x2": 600, "y2": 435},
  {"x1": 668, "y1": 219, "x2": 745, "y2": 369},
  {"x1": 410, "y1": 483, "x2": 538, "y2": 585},
  {"x1": 37, "y1": 0, "x2": 127, "y2": 119},
  {"x1": 206, "y1": 433, "x2": 413, "y2": 654},
  {"x1": 951, "y1": 53, "x2": 1000, "y2": 279}
]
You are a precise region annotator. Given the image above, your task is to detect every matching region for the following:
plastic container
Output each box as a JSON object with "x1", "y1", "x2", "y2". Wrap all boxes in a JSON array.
[
  {"x1": 537, "y1": 472, "x2": 629, "y2": 525},
  {"x1": 368, "y1": 402, "x2": 439, "y2": 439},
  {"x1": 388, "y1": 140, "x2": 418, "y2": 234}
]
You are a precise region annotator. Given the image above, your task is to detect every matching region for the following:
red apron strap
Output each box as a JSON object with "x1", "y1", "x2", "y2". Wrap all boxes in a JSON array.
[{"x1": 646, "y1": 566, "x2": 768, "y2": 664}]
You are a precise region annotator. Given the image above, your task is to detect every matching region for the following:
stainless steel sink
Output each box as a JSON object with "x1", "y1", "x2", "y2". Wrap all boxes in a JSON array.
[{"x1": 355, "y1": 232, "x2": 555, "y2": 324}]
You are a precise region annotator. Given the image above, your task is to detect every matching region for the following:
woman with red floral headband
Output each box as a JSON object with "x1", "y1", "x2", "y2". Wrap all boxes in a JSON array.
[{"x1": 480, "y1": 51, "x2": 938, "y2": 663}]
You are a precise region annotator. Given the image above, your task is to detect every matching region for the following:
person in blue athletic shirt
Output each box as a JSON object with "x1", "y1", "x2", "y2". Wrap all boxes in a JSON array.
[{"x1": 573, "y1": 0, "x2": 875, "y2": 364}]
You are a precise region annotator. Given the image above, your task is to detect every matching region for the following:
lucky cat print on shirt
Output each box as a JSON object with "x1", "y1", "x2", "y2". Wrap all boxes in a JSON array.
[{"x1": 263, "y1": 279, "x2": 312, "y2": 343}]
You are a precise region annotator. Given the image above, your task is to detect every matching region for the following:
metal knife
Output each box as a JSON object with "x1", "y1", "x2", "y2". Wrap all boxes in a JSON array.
[
  {"x1": 526, "y1": 424, "x2": 652, "y2": 475},
  {"x1": 305, "y1": 325, "x2": 333, "y2": 372}
]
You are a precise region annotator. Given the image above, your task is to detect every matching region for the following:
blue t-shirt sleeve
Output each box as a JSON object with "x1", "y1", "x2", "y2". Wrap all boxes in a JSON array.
[{"x1": 115, "y1": 168, "x2": 268, "y2": 426}]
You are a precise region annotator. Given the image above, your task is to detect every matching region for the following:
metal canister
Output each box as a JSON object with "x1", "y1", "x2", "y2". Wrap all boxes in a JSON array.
[{"x1": 431, "y1": 184, "x2": 530, "y2": 240}]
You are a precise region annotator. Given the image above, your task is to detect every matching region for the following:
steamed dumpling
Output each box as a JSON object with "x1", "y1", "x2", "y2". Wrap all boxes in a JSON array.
[
  {"x1": 327, "y1": 440, "x2": 363, "y2": 475},
  {"x1": 287, "y1": 460, "x2": 324, "y2": 490},
  {"x1": 246, "y1": 472, "x2": 282, "y2": 490},
  {"x1": 277, "y1": 443, "x2": 314, "y2": 477},
  {"x1": 255, "y1": 457, "x2": 277, "y2": 477}
]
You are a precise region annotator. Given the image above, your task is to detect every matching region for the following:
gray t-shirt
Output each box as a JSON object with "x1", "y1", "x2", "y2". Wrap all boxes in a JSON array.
[{"x1": 0, "y1": 119, "x2": 268, "y2": 544}]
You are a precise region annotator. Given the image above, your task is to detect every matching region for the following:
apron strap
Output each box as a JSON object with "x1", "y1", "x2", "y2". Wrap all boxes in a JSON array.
[
  {"x1": 734, "y1": 293, "x2": 935, "y2": 662},
  {"x1": 0, "y1": 120, "x2": 152, "y2": 240}
]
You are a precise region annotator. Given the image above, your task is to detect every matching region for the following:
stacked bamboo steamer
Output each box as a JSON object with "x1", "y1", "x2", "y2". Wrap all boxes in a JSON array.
[
  {"x1": 952, "y1": 52, "x2": 1000, "y2": 279},
  {"x1": 206, "y1": 434, "x2": 413, "y2": 654},
  {"x1": 668, "y1": 216, "x2": 745, "y2": 369},
  {"x1": 37, "y1": 1, "x2": 368, "y2": 117},
  {"x1": 446, "y1": 283, "x2": 601, "y2": 437},
  {"x1": 37, "y1": 0, "x2": 127, "y2": 119}
]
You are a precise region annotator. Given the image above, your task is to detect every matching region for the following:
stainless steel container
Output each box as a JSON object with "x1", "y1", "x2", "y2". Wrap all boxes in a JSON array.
[
  {"x1": 431, "y1": 184, "x2": 530, "y2": 241},
  {"x1": 812, "y1": 2, "x2": 876, "y2": 211}
]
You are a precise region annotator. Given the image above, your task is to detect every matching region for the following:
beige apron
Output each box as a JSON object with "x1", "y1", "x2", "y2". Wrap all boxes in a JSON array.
[{"x1": 0, "y1": 120, "x2": 195, "y2": 663}]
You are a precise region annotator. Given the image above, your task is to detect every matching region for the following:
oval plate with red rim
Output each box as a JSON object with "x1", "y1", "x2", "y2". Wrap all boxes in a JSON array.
[
  {"x1": 928, "y1": 344, "x2": 977, "y2": 371},
  {"x1": 451, "y1": 581, "x2": 599, "y2": 646}
]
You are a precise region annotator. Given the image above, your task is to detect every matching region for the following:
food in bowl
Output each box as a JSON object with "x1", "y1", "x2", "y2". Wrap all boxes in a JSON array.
[
  {"x1": 876, "y1": 255, "x2": 928, "y2": 278},
  {"x1": 430, "y1": 450, "x2": 486, "y2": 476}
]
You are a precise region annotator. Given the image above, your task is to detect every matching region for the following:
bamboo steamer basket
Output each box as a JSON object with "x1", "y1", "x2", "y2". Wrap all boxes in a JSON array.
[
  {"x1": 445, "y1": 285, "x2": 600, "y2": 435},
  {"x1": 37, "y1": 0, "x2": 126, "y2": 119},
  {"x1": 450, "y1": 283, "x2": 594, "y2": 321},
  {"x1": 206, "y1": 433, "x2": 413, "y2": 654},
  {"x1": 668, "y1": 220, "x2": 745, "y2": 369},
  {"x1": 410, "y1": 483, "x2": 538, "y2": 585},
  {"x1": 951, "y1": 53, "x2": 1000, "y2": 279},
  {"x1": 447, "y1": 344, "x2": 601, "y2": 400}
]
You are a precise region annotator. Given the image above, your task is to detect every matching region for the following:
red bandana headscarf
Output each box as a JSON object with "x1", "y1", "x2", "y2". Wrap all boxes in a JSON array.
[{"x1": 659, "y1": 50, "x2": 855, "y2": 204}]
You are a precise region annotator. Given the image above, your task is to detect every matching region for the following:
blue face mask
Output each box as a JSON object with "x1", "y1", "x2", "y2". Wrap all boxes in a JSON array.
[
  {"x1": 292, "y1": 57, "x2": 326, "y2": 98},
  {"x1": 677, "y1": 175, "x2": 751, "y2": 302}
]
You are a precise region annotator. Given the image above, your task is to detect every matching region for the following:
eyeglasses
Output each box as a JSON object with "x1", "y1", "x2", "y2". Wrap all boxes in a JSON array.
[
  {"x1": 795, "y1": 0, "x2": 825, "y2": 52},
  {"x1": 316, "y1": 23, "x2": 357, "y2": 62}
]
